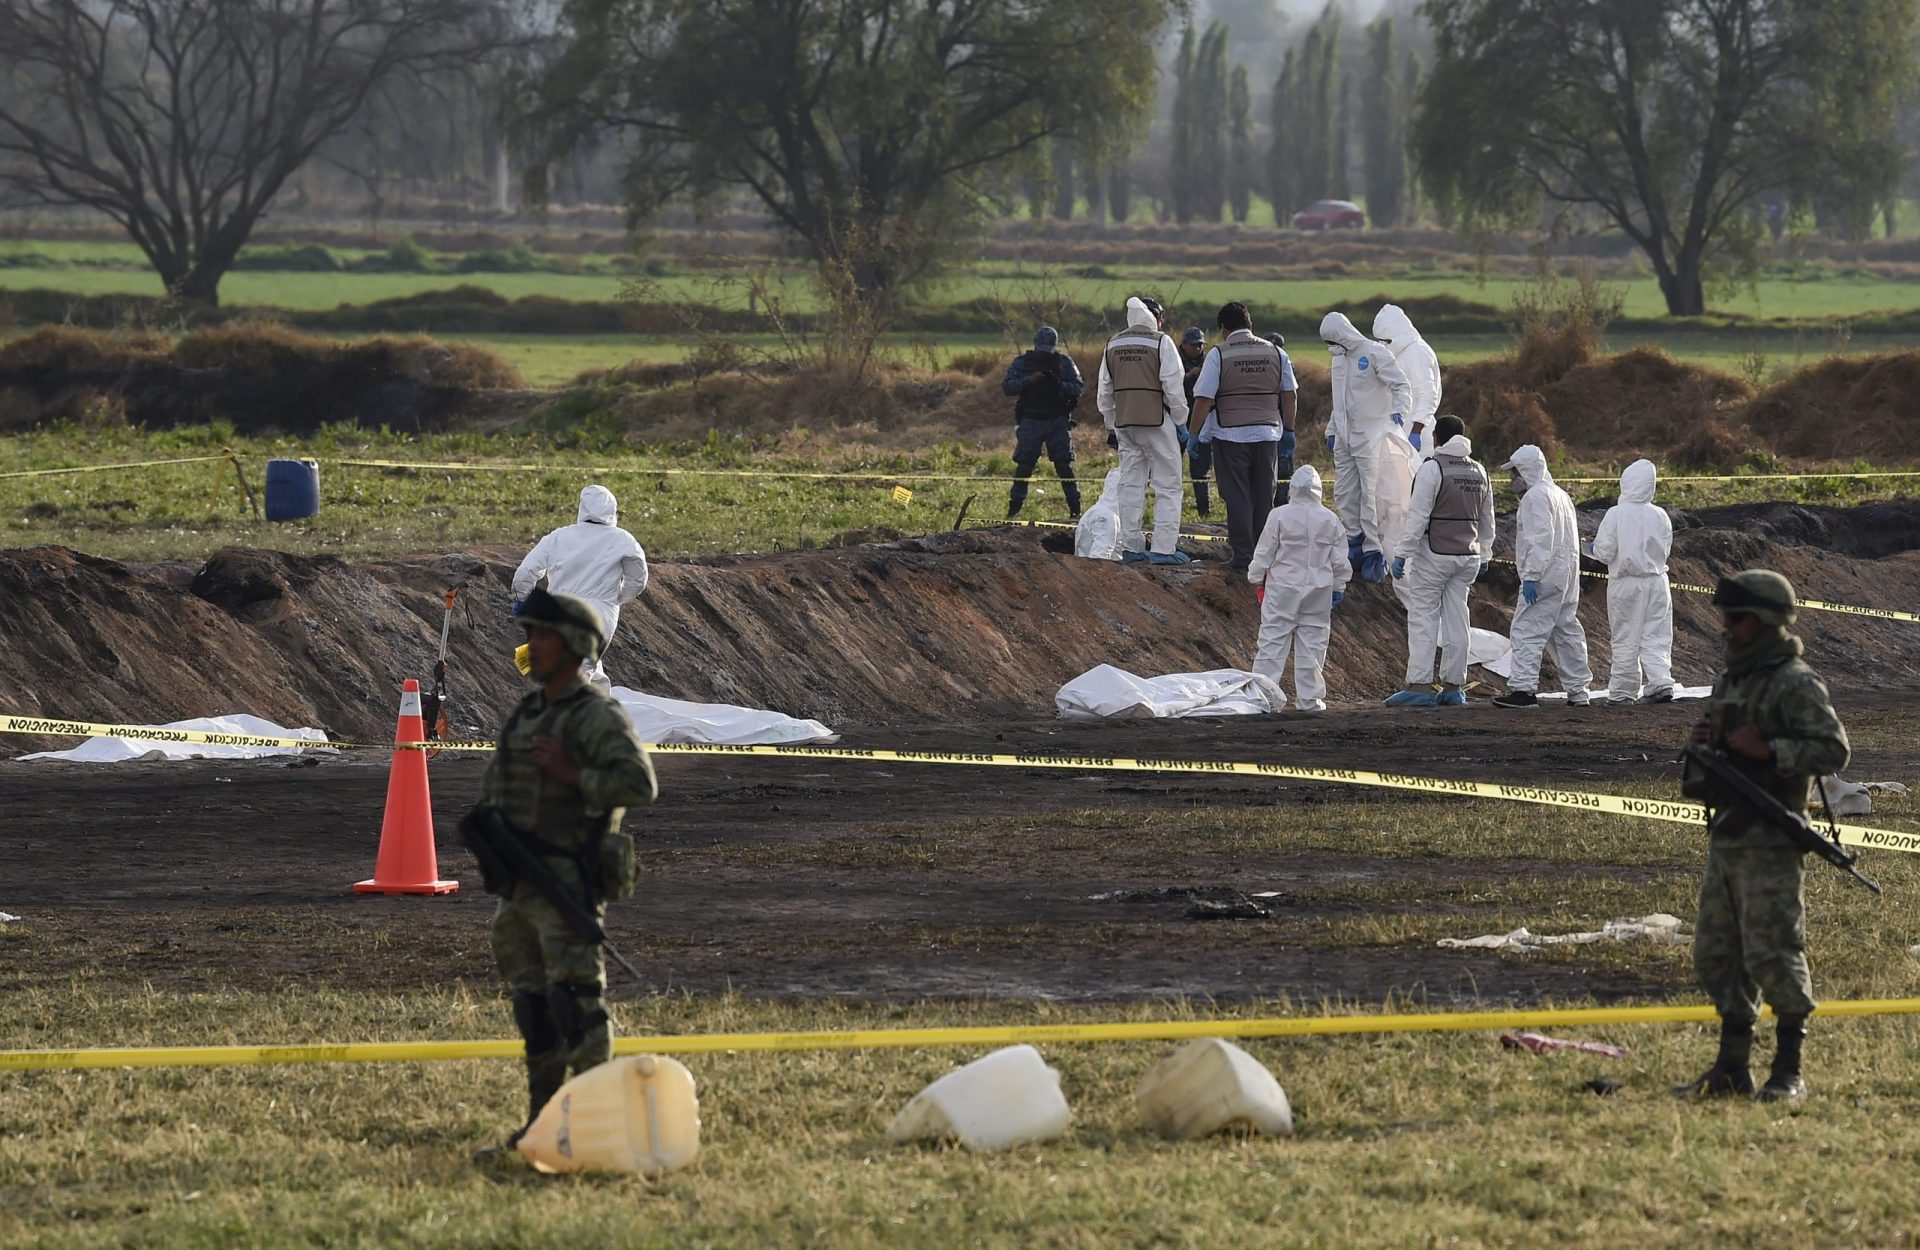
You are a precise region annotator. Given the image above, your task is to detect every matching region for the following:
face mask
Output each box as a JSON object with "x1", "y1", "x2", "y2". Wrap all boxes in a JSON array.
[{"x1": 1324, "y1": 342, "x2": 1344, "y2": 355}]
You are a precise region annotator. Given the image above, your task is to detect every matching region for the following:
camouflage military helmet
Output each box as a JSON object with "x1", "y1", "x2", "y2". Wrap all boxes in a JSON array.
[
  {"x1": 518, "y1": 586, "x2": 607, "y2": 662},
  {"x1": 1712, "y1": 569, "x2": 1797, "y2": 625}
]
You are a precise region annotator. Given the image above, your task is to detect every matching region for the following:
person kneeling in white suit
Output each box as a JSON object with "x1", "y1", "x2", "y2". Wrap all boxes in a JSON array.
[
  {"x1": 1387, "y1": 416, "x2": 1494, "y2": 707},
  {"x1": 1247, "y1": 463, "x2": 1352, "y2": 713},
  {"x1": 1494, "y1": 445, "x2": 1594, "y2": 708},
  {"x1": 1591, "y1": 458, "x2": 1676, "y2": 704}
]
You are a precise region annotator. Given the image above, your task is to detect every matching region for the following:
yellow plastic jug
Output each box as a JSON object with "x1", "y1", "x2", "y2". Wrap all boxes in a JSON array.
[
  {"x1": 1135, "y1": 1038, "x2": 1293, "y2": 1139},
  {"x1": 516, "y1": 1055, "x2": 701, "y2": 1176},
  {"x1": 886, "y1": 1044, "x2": 1071, "y2": 1151}
]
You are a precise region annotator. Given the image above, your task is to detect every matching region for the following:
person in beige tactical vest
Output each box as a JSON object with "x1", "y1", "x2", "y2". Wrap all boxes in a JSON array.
[
  {"x1": 1387, "y1": 415, "x2": 1494, "y2": 707},
  {"x1": 1186, "y1": 301, "x2": 1299, "y2": 570},
  {"x1": 1095, "y1": 296, "x2": 1190, "y2": 564}
]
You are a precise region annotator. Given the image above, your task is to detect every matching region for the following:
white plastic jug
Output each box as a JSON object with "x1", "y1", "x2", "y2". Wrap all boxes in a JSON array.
[
  {"x1": 1136, "y1": 1038, "x2": 1293, "y2": 1140},
  {"x1": 517, "y1": 1054, "x2": 701, "y2": 1176},
  {"x1": 886, "y1": 1044, "x2": 1071, "y2": 1151}
]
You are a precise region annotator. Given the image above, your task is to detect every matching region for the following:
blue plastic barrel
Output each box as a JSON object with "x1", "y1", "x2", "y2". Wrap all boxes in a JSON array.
[{"x1": 264, "y1": 458, "x2": 321, "y2": 522}]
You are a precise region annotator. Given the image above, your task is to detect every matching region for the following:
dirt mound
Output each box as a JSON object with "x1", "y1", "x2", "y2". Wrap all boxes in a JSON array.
[
  {"x1": 1441, "y1": 329, "x2": 1755, "y2": 463},
  {"x1": 3, "y1": 502, "x2": 1918, "y2": 755},
  {"x1": 0, "y1": 323, "x2": 526, "y2": 435},
  {"x1": 1741, "y1": 352, "x2": 1920, "y2": 460}
]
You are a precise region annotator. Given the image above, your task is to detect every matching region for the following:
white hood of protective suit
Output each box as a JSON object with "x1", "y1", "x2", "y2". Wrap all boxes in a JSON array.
[
  {"x1": 1593, "y1": 458, "x2": 1671, "y2": 577},
  {"x1": 1248, "y1": 463, "x2": 1351, "y2": 593},
  {"x1": 1371, "y1": 304, "x2": 1421, "y2": 347},
  {"x1": 1126, "y1": 296, "x2": 1155, "y2": 329},
  {"x1": 1507, "y1": 444, "x2": 1579, "y2": 589},
  {"x1": 1320, "y1": 311, "x2": 1369, "y2": 353},
  {"x1": 578, "y1": 484, "x2": 618, "y2": 525},
  {"x1": 1290, "y1": 462, "x2": 1324, "y2": 505},
  {"x1": 512, "y1": 485, "x2": 651, "y2": 641},
  {"x1": 1619, "y1": 458, "x2": 1657, "y2": 505},
  {"x1": 1505, "y1": 444, "x2": 1551, "y2": 489}
]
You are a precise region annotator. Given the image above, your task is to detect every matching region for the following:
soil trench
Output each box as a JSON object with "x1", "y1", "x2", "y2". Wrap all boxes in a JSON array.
[{"x1": 2, "y1": 499, "x2": 1918, "y2": 751}]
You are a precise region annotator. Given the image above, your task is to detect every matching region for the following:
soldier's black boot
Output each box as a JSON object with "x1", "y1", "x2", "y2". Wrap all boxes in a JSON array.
[
  {"x1": 1756, "y1": 1015, "x2": 1808, "y2": 1103},
  {"x1": 1673, "y1": 1018, "x2": 1756, "y2": 1097}
]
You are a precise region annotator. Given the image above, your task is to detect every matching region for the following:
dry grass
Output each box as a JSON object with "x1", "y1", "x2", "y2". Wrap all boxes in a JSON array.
[{"x1": 1744, "y1": 352, "x2": 1920, "y2": 461}]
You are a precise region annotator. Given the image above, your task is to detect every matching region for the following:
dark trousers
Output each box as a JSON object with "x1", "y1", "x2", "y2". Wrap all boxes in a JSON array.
[
  {"x1": 1186, "y1": 437, "x2": 1213, "y2": 515},
  {"x1": 1008, "y1": 417, "x2": 1081, "y2": 516},
  {"x1": 1212, "y1": 439, "x2": 1281, "y2": 567}
]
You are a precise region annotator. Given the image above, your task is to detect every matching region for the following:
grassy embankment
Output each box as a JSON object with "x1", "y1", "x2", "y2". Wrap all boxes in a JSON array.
[
  {"x1": 1, "y1": 426, "x2": 1911, "y2": 563},
  {"x1": 4, "y1": 781, "x2": 1919, "y2": 1250}
]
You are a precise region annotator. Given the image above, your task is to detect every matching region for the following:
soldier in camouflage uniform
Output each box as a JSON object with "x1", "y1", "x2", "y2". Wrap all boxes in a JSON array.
[
  {"x1": 1677, "y1": 569, "x2": 1849, "y2": 1104},
  {"x1": 483, "y1": 587, "x2": 657, "y2": 1144}
]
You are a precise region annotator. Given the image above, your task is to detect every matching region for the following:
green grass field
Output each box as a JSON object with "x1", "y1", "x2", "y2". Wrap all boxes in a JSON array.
[
  {"x1": 6, "y1": 784, "x2": 1920, "y2": 1250},
  {"x1": 8, "y1": 253, "x2": 1920, "y2": 323},
  {"x1": 1, "y1": 426, "x2": 1911, "y2": 564}
]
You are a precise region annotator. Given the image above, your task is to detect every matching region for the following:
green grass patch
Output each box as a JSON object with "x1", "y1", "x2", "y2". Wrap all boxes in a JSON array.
[{"x1": 1, "y1": 425, "x2": 1914, "y2": 563}]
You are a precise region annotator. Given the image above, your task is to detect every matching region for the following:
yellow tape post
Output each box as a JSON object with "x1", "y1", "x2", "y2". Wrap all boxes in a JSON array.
[
  {"x1": 5, "y1": 714, "x2": 1918, "y2": 854},
  {"x1": 6, "y1": 998, "x2": 1920, "y2": 1072}
]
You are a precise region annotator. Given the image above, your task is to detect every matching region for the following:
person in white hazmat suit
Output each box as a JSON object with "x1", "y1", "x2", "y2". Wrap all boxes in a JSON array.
[
  {"x1": 1097, "y1": 296, "x2": 1191, "y2": 564},
  {"x1": 1371, "y1": 304, "x2": 1442, "y2": 453},
  {"x1": 511, "y1": 485, "x2": 650, "y2": 692},
  {"x1": 1387, "y1": 415, "x2": 1494, "y2": 707},
  {"x1": 1319, "y1": 312, "x2": 1416, "y2": 583},
  {"x1": 1494, "y1": 445, "x2": 1593, "y2": 707},
  {"x1": 1246, "y1": 463, "x2": 1352, "y2": 712},
  {"x1": 1590, "y1": 458, "x2": 1676, "y2": 704}
]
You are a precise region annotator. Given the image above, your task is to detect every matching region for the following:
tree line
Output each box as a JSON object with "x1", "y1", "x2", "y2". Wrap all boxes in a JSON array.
[{"x1": 0, "y1": 0, "x2": 1912, "y2": 317}]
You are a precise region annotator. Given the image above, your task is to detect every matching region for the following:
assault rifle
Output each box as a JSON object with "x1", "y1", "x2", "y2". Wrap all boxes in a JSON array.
[
  {"x1": 1680, "y1": 744, "x2": 1881, "y2": 894},
  {"x1": 458, "y1": 805, "x2": 643, "y2": 979}
]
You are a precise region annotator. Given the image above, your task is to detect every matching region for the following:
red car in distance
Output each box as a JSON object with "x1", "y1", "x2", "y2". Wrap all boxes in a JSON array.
[{"x1": 1292, "y1": 199, "x2": 1367, "y2": 230}]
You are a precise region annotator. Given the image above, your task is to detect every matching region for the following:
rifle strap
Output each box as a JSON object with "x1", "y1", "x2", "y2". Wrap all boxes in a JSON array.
[{"x1": 1813, "y1": 774, "x2": 1844, "y2": 846}]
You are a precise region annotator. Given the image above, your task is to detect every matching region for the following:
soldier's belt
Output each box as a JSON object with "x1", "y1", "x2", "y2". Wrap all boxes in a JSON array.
[{"x1": 7, "y1": 712, "x2": 1918, "y2": 856}]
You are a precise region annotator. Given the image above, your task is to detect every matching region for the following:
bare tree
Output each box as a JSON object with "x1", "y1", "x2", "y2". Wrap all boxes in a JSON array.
[{"x1": 0, "y1": 0, "x2": 511, "y2": 304}]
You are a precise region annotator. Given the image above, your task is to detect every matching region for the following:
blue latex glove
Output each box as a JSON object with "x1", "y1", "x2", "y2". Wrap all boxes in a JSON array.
[
  {"x1": 1391, "y1": 556, "x2": 1407, "y2": 581},
  {"x1": 1106, "y1": 428, "x2": 1119, "y2": 450},
  {"x1": 1522, "y1": 579, "x2": 1540, "y2": 606},
  {"x1": 1391, "y1": 412, "x2": 1404, "y2": 428},
  {"x1": 1278, "y1": 429, "x2": 1297, "y2": 457},
  {"x1": 510, "y1": 599, "x2": 524, "y2": 617},
  {"x1": 1331, "y1": 590, "x2": 1344, "y2": 608},
  {"x1": 1325, "y1": 434, "x2": 1336, "y2": 453},
  {"x1": 1409, "y1": 428, "x2": 1422, "y2": 451}
]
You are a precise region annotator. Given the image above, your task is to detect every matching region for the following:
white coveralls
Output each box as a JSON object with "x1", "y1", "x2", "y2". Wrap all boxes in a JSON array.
[
  {"x1": 511, "y1": 484, "x2": 650, "y2": 691},
  {"x1": 1504, "y1": 445, "x2": 1593, "y2": 696},
  {"x1": 1246, "y1": 464, "x2": 1352, "y2": 711},
  {"x1": 1371, "y1": 304, "x2": 1442, "y2": 451},
  {"x1": 1096, "y1": 297, "x2": 1189, "y2": 555},
  {"x1": 1320, "y1": 312, "x2": 1417, "y2": 570},
  {"x1": 1591, "y1": 459, "x2": 1675, "y2": 701},
  {"x1": 1393, "y1": 433, "x2": 1495, "y2": 687}
]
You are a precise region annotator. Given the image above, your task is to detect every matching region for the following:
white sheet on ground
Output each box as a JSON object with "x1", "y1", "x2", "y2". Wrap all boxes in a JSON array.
[
  {"x1": 1438, "y1": 913, "x2": 1688, "y2": 952},
  {"x1": 0, "y1": 912, "x2": 19, "y2": 923},
  {"x1": 1057, "y1": 665, "x2": 1287, "y2": 719},
  {"x1": 610, "y1": 687, "x2": 837, "y2": 745},
  {"x1": 20, "y1": 714, "x2": 331, "y2": 763}
]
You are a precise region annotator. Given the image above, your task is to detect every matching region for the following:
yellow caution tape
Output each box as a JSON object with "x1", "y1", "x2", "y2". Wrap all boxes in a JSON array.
[
  {"x1": 5, "y1": 997, "x2": 1919, "y2": 1071},
  {"x1": 1488, "y1": 558, "x2": 1920, "y2": 624},
  {"x1": 13, "y1": 713, "x2": 1913, "y2": 853},
  {"x1": 331, "y1": 457, "x2": 1111, "y2": 486},
  {"x1": 0, "y1": 454, "x2": 230, "y2": 480}
]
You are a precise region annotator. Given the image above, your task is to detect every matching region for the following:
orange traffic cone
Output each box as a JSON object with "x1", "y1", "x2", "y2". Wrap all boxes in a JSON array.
[{"x1": 354, "y1": 678, "x2": 458, "y2": 895}]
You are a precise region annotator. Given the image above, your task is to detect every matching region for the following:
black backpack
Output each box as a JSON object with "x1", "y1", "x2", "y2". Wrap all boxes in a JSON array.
[{"x1": 1014, "y1": 351, "x2": 1077, "y2": 422}]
